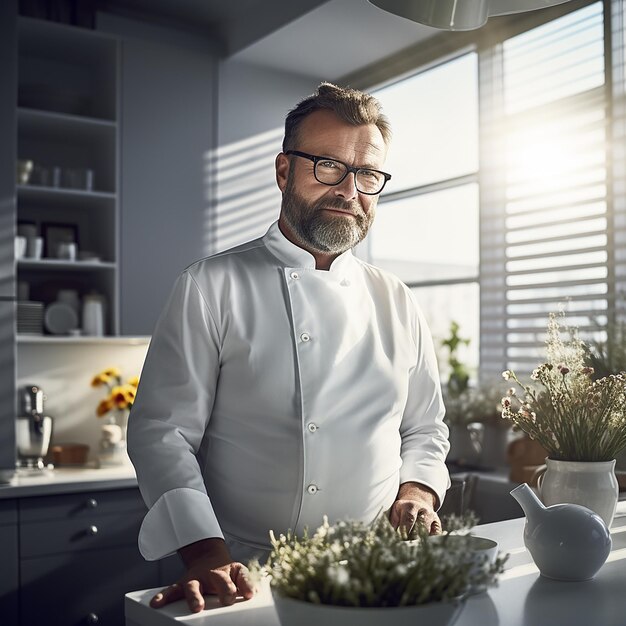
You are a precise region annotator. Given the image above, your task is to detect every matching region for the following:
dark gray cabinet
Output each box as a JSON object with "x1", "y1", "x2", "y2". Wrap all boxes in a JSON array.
[
  {"x1": 0, "y1": 0, "x2": 17, "y2": 483},
  {"x1": 12, "y1": 486, "x2": 183, "y2": 626},
  {"x1": 0, "y1": 499, "x2": 19, "y2": 625}
]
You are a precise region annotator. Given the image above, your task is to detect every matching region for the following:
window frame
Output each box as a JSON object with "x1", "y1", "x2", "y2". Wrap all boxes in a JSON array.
[{"x1": 344, "y1": 0, "x2": 623, "y2": 380}]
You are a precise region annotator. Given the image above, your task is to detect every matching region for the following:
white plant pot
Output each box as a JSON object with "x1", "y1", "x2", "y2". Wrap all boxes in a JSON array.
[
  {"x1": 272, "y1": 591, "x2": 465, "y2": 626},
  {"x1": 538, "y1": 458, "x2": 619, "y2": 527}
]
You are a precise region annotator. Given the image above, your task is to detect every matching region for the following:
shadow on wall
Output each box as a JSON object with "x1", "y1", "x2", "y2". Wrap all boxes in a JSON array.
[{"x1": 204, "y1": 127, "x2": 284, "y2": 254}]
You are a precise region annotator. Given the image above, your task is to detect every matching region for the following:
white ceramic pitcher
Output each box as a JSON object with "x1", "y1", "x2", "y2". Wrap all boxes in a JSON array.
[{"x1": 535, "y1": 458, "x2": 618, "y2": 527}]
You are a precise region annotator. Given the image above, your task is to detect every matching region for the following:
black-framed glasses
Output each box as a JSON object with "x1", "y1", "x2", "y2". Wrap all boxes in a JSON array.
[{"x1": 285, "y1": 150, "x2": 392, "y2": 195}]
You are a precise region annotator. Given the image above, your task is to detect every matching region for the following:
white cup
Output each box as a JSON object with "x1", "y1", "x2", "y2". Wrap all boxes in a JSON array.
[
  {"x1": 15, "y1": 236, "x2": 26, "y2": 259},
  {"x1": 26, "y1": 236, "x2": 43, "y2": 259},
  {"x1": 82, "y1": 294, "x2": 105, "y2": 336},
  {"x1": 57, "y1": 242, "x2": 77, "y2": 261}
]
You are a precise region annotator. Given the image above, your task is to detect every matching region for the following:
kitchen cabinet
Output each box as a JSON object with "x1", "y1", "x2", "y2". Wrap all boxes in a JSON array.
[
  {"x1": 15, "y1": 486, "x2": 181, "y2": 626},
  {"x1": 16, "y1": 16, "x2": 120, "y2": 338},
  {"x1": 0, "y1": 0, "x2": 18, "y2": 484},
  {"x1": 0, "y1": 500, "x2": 19, "y2": 625}
]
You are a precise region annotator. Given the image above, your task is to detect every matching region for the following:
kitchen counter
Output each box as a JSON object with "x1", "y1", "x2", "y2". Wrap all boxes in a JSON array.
[
  {"x1": 125, "y1": 501, "x2": 626, "y2": 626},
  {"x1": 0, "y1": 464, "x2": 137, "y2": 499}
]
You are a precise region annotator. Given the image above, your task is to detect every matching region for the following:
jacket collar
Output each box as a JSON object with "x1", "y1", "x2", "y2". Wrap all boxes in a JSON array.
[{"x1": 263, "y1": 221, "x2": 355, "y2": 276}]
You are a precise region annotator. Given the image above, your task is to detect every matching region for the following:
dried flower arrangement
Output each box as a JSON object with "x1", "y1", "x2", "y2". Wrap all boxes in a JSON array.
[{"x1": 501, "y1": 312, "x2": 626, "y2": 462}]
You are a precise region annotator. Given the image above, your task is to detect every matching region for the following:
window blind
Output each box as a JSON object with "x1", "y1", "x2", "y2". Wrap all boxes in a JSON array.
[
  {"x1": 612, "y1": 0, "x2": 626, "y2": 321},
  {"x1": 480, "y1": 2, "x2": 607, "y2": 378}
]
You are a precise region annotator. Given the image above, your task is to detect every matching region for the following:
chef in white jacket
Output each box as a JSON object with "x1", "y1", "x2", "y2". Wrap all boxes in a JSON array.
[{"x1": 127, "y1": 82, "x2": 450, "y2": 614}]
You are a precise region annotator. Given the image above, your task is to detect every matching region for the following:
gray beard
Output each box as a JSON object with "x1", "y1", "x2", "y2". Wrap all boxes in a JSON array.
[{"x1": 281, "y1": 176, "x2": 374, "y2": 255}]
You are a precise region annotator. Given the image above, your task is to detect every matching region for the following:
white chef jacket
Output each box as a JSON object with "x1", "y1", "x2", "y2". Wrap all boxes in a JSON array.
[{"x1": 127, "y1": 220, "x2": 450, "y2": 562}]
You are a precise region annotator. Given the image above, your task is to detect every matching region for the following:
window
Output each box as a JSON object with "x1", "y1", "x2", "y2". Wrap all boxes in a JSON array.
[
  {"x1": 364, "y1": 0, "x2": 625, "y2": 382},
  {"x1": 367, "y1": 53, "x2": 480, "y2": 382},
  {"x1": 480, "y1": 1, "x2": 608, "y2": 376}
]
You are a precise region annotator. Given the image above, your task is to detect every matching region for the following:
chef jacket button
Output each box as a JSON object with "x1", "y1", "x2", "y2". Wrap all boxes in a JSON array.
[
  {"x1": 307, "y1": 484, "x2": 318, "y2": 495},
  {"x1": 290, "y1": 271, "x2": 300, "y2": 280},
  {"x1": 307, "y1": 423, "x2": 318, "y2": 433},
  {"x1": 300, "y1": 332, "x2": 311, "y2": 342}
]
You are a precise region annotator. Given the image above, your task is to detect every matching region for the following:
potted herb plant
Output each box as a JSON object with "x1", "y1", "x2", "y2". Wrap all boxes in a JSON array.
[
  {"x1": 501, "y1": 312, "x2": 626, "y2": 526},
  {"x1": 250, "y1": 514, "x2": 505, "y2": 626},
  {"x1": 441, "y1": 321, "x2": 482, "y2": 466}
]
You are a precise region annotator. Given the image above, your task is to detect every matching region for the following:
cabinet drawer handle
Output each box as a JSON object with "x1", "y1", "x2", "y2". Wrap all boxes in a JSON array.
[
  {"x1": 86, "y1": 612, "x2": 99, "y2": 624},
  {"x1": 86, "y1": 498, "x2": 98, "y2": 509},
  {"x1": 87, "y1": 525, "x2": 98, "y2": 536}
]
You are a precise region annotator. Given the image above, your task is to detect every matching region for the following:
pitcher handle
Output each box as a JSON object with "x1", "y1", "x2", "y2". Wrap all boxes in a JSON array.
[{"x1": 531, "y1": 464, "x2": 547, "y2": 492}]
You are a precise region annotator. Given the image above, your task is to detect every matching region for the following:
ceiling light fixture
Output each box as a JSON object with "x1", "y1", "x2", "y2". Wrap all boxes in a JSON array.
[{"x1": 368, "y1": 0, "x2": 574, "y2": 31}]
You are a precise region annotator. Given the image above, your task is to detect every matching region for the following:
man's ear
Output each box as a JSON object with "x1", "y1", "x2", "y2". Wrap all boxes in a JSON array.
[{"x1": 275, "y1": 153, "x2": 290, "y2": 192}]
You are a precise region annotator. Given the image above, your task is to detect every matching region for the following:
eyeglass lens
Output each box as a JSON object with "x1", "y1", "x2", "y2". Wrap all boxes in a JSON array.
[{"x1": 315, "y1": 159, "x2": 385, "y2": 194}]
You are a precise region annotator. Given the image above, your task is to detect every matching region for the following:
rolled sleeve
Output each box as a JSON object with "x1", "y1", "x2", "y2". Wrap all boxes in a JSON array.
[{"x1": 138, "y1": 488, "x2": 224, "y2": 560}]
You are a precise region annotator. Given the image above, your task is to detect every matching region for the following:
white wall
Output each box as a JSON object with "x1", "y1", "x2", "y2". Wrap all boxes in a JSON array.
[
  {"x1": 214, "y1": 60, "x2": 320, "y2": 251},
  {"x1": 17, "y1": 341, "x2": 149, "y2": 464}
]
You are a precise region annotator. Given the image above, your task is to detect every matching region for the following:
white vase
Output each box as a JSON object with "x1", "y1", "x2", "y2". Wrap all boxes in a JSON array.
[
  {"x1": 97, "y1": 413, "x2": 128, "y2": 468},
  {"x1": 538, "y1": 458, "x2": 619, "y2": 527},
  {"x1": 272, "y1": 592, "x2": 464, "y2": 626}
]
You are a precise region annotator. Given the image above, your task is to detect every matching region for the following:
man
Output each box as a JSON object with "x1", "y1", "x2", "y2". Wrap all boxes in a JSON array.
[{"x1": 128, "y1": 82, "x2": 450, "y2": 614}]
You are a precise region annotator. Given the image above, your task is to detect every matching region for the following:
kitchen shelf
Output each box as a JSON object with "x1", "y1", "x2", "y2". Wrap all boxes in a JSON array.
[
  {"x1": 18, "y1": 107, "x2": 116, "y2": 135},
  {"x1": 17, "y1": 184, "x2": 116, "y2": 203},
  {"x1": 17, "y1": 260, "x2": 115, "y2": 270},
  {"x1": 17, "y1": 335, "x2": 150, "y2": 345},
  {"x1": 16, "y1": 16, "x2": 120, "y2": 337}
]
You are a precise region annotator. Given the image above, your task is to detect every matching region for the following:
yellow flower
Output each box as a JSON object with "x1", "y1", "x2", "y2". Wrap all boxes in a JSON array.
[
  {"x1": 96, "y1": 398, "x2": 115, "y2": 417},
  {"x1": 111, "y1": 384, "x2": 136, "y2": 410},
  {"x1": 92, "y1": 366, "x2": 137, "y2": 418},
  {"x1": 91, "y1": 373, "x2": 111, "y2": 388}
]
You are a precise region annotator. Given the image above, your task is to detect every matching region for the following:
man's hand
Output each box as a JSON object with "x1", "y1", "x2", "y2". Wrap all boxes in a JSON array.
[
  {"x1": 389, "y1": 482, "x2": 442, "y2": 537},
  {"x1": 150, "y1": 538, "x2": 256, "y2": 613}
]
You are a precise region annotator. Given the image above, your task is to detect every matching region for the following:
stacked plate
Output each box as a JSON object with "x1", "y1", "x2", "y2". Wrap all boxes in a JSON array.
[
  {"x1": 17, "y1": 301, "x2": 44, "y2": 335},
  {"x1": 44, "y1": 301, "x2": 79, "y2": 335}
]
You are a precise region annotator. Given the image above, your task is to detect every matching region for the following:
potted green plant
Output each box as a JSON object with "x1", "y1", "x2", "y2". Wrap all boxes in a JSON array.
[
  {"x1": 501, "y1": 311, "x2": 626, "y2": 526},
  {"x1": 440, "y1": 322, "x2": 481, "y2": 465},
  {"x1": 250, "y1": 514, "x2": 505, "y2": 626}
]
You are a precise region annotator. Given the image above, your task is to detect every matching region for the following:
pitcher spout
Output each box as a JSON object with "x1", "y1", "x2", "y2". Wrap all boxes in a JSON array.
[{"x1": 510, "y1": 482, "x2": 545, "y2": 526}]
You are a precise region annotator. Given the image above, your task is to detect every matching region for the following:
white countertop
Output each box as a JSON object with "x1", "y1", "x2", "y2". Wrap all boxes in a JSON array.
[
  {"x1": 125, "y1": 501, "x2": 626, "y2": 626},
  {"x1": 0, "y1": 463, "x2": 137, "y2": 498}
]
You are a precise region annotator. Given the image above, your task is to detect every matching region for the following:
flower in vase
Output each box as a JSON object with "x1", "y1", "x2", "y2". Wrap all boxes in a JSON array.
[
  {"x1": 501, "y1": 312, "x2": 626, "y2": 462},
  {"x1": 91, "y1": 366, "x2": 138, "y2": 419}
]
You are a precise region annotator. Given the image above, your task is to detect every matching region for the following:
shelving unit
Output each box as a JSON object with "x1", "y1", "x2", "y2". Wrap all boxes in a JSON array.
[{"x1": 16, "y1": 17, "x2": 120, "y2": 339}]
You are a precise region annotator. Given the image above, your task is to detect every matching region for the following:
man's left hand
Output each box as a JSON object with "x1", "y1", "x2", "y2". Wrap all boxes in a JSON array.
[{"x1": 389, "y1": 482, "x2": 442, "y2": 537}]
